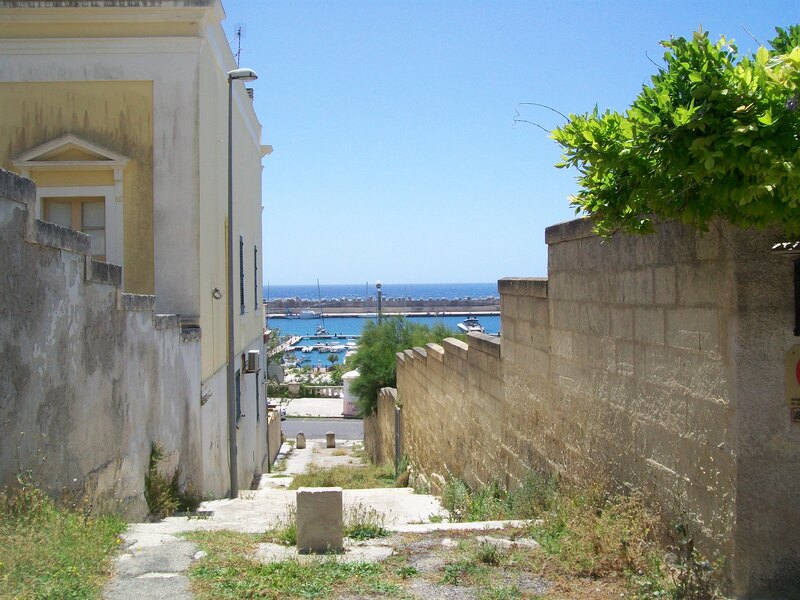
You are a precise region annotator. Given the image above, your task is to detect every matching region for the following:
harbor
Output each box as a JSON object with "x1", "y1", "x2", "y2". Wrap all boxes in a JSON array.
[
  {"x1": 268, "y1": 312, "x2": 500, "y2": 369},
  {"x1": 267, "y1": 313, "x2": 501, "y2": 339}
]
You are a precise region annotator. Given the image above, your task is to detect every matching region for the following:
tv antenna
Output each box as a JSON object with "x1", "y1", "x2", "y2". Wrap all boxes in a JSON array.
[{"x1": 230, "y1": 24, "x2": 247, "y2": 66}]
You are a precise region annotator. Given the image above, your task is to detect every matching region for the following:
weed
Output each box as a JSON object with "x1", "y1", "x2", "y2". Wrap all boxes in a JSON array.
[
  {"x1": 144, "y1": 442, "x2": 200, "y2": 519},
  {"x1": 266, "y1": 504, "x2": 297, "y2": 546},
  {"x1": 441, "y1": 472, "x2": 558, "y2": 523},
  {"x1": 440, "y1": 558, "x2": 485, "y2": 586},
  {"x1": 531, "y1": 483, "x2": 663, "y2": 578},
  {"x1": 331, "y1": 448, "x2": 348, "y2": 456},
  {"x1": 396, "y1": 565, "x2": 418, "y2": 578},
  {"x1": 344, "y1": 502, "x2": 389, "y2": 540},
  {"x1": 186, "y1": 530, "x2": 399, "y2": 599},
  {"x1": 442, "y1": 478, "x2": 470, "y2": 521},
  {"x1": 0, "y1": 475, "x2": 126, "y2": 599},
  {"x1": 413, "y1": 478, "x2": 430, "y2": 495},
  {"x1": 669, "y1": 522, "x2": 724, "y2": 599},
  {"x1": 476, "y1": 540, "x2": 501, "y2": 566},
  {"x1": 479, "y1": 586, "x2": 525, "y2": 599},
  {"x1": 289, "y1": 464, "x2": 396, "y2": 489},
  {"x1": 396, "y1": 452, "x2": 410, "y2": 478},
  {"x1": 428, "y1": 513, "x2": 443, "y2": 523}
]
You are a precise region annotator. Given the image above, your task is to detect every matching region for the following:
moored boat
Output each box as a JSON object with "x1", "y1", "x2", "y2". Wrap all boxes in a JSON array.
[{"x1": 457, "y1": 315, "x2": 485, "y2": 334}]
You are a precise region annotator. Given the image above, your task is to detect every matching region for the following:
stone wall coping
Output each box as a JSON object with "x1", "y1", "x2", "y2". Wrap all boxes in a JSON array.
[
  {"x1": 426, "y1": 343, "x2": 445, "y2": 362},
  {"x1": 181, "y1": 327, "x2": 201, "y2": 342},
  {"x1": 0, "y1": 168, "x2": 35, "y2": 207},
  {"x1": 544, "y1": 217, "x2": 595, "y2": 245},
  {"x1": 442, "y1": 337, "x2": 468, "y2": 359},
  {"x1": 86, "y1": 257, "x2": 122, "y2": 286},
  {"x1": 498, "y1": 277, "x2": 548, "y2": 298},
  {"x1": 120, "y1": 293, "x2": 155, "y2": 311},
  {"x1": 396, "y1": 351, "x2": 406, "y2": 363},
  {"x1": 35, "y1": 219, "x2": 91, "y2": 254},
  {"x1": 412, "y1": 346, "x2": 428, "y2": 361},
  {"x1": 467, "y1": 332, "x2": 501, "y2": 358},
  {"x1": 379, "y1": 387, "x2": 398, "y2": 402},
  {"x1": 154, "y1": 313, "x2": 181, "y2": 330}
]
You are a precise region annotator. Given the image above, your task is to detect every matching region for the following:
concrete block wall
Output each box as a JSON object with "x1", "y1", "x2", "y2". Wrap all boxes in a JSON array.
[
  {"x1": 397, "y1": 334, "x2": 506, "y2": 493},
  {"x1": 386, "y1": 216, "x2": 799, "y2": 597},
  {"x1": 363, "y1": 387, "x2": 398, "y2": 466},
  {"x1": 0, "y1": 169, "x2": 202, "y2": 519}
]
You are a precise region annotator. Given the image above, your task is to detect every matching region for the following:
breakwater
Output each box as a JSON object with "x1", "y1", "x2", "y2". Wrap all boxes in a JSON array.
[{"x1": 265, "y1": 298, "x2": 499, "y2": 316}]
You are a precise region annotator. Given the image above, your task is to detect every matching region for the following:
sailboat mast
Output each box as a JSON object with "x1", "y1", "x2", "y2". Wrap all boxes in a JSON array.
[{"x1": 317, "y1": 278, "x2": 326, "y2": 331}]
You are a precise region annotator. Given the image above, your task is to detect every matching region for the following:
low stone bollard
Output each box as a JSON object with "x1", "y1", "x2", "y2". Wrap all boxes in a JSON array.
[
  {"x1": 296, "y1": 432, "x2": 306, "y2": 449},
  {"x1": 326, "y1": 431, "x2": 336, "y2": 448},
  {"x1": 296, "y1": 487, "x2": 343, "y2": 554}
]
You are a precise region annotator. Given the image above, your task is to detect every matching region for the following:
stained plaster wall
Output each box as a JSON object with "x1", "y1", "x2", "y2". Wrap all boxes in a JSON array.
[
  {"x1": 382, "y1": 217, "x2": 798, "y2": 597},
  {"x1": 0, "y1": 169, "x2": 201, "y2": 519}
]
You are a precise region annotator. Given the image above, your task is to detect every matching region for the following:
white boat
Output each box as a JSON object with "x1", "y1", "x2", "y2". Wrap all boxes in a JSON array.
[
  {"x1": 315, "y1": 324, "x2": 328, "y2": 335},
  {"x1": 328, "y1": 344, "x2": 346, "y2": 352},
  {"x1": 300, "y1": 346, "x2": 314, "y2": 353},
  {"x1": 457, "y1": 316, "x2": 485, "y2": 334},
  {"x1": 299, "y1": 309, "x2": 319, "y2": 319}
]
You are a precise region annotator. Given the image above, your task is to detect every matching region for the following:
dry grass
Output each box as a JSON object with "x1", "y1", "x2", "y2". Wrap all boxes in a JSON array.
[
  {"x1": 288, "y1": 463, "x2": 397, "y2": 490},
  {"x1": 0, "y1": 477, "x2": 126, "y2": 599}
]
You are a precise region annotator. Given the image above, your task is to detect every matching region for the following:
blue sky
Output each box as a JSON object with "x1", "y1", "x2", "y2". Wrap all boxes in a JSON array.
[{"x1": 221, "y1": 0, "x2": 794, "y2": 285}]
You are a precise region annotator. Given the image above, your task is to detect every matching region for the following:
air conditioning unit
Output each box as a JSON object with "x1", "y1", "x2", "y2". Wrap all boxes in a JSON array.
[{"x1": 245, "y1": 350, "x2": 260, "y2": 373}]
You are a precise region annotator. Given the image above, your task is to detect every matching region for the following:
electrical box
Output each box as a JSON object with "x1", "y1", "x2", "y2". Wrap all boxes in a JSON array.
[{"x1": 245, "y1": 349, "x2": 260, "y2": 373}]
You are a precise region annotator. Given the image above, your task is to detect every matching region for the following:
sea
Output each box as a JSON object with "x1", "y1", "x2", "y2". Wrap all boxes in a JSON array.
[
  {"x1": 267, "y1": 282, "x2": 501, "y2": 366},
  {"x1": 264, "y1": 282, "x2": 499, "y2": 302}
]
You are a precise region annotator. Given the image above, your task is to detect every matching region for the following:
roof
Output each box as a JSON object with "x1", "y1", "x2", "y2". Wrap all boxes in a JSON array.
[{"x1": 0, "y1": 1, "x2": 213, "y2": 7}]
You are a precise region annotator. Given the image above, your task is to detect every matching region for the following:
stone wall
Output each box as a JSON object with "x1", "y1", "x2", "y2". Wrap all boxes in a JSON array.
[
  {"x1": 0, "y1": 170, "x2": 203, "y2": 519},
  {"x1": 376, "y1": 217, "x2": 799, "y2": 597},
  {"x1": 363, "y1": 387, "x2": 399, "y2": 467}
]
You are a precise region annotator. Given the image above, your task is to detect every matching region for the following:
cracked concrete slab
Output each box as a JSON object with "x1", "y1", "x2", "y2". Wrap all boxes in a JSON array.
[{"x1": 103, "y1": 535, "x2": 198, "y2": 600}]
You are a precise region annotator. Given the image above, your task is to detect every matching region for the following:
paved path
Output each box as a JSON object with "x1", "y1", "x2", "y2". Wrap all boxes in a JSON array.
[
  {"x1": 104, "y1": 439, "x2": 445, "y2": 599},
  {"x1": 283, "y1": 416, "x2": 364, "y2": 440},
  {"x1": 282, "y1": 395, "x2": 345, "y2": 418}
]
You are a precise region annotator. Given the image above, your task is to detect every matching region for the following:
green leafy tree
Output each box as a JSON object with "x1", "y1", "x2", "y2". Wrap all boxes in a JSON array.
[
  {"x1": 350, "y1": 317, "x2": 456, "y2": 416},
  {"x1": 552, "y1": 26, "x2": 800, "y2": 237}
]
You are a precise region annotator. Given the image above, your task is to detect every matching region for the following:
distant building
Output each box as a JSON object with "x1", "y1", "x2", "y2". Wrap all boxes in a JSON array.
[{"x1": 0, "y1": 0, "x2": 272, "y2": 497}]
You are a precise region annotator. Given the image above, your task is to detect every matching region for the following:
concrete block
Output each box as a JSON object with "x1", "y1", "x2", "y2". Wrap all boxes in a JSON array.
[
  {"x1": 498, "y1": 277, "x2": 548, "y2": 298},
  {"x1": 326, "y1": 431, "x2": 336, "y2": 448},
  {"x1": 611, "y1": 307, "x2": 634, "y2": 340},
  {"x1": 695, "y1": 226, "x2": 721, "y2": 261},
  {"x1": 633, "y1": 307, "x2": 665, "y2": 345},
  {"x1": 677, "y1": 263, "x2": 733, "y2": 308},
  {"x1": 615, "y1": 269, "x2": 653, "y2": 305},
  {"x1": 550, "y1": 329, "x2": 573, "y2": 358},
  {"x1": 296, "y1": 432, "x2": 306, "y2": 449},
  {"x1": 296, "y1": 487, "x2": 343, "y2": 554},
  {"x1": 654, "y1": 266, "x2": 676, "y2": 305},
  {"x1": 544, "y1": 217, "x2": 595, "y2": 245}
]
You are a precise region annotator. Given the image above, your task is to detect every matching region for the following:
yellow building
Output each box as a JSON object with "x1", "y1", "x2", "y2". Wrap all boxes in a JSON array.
[{"x1": 0, "y1": 0, "x2": 270, "y2": 495}]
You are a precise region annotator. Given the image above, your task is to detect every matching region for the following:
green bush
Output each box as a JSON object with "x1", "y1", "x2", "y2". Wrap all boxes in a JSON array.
[
  {"x1": 552, "y1": 25, "x2": 800, "y2": 237},
  {"x1": 350, "y1": 317, "x2": 455, "y2": 416}
]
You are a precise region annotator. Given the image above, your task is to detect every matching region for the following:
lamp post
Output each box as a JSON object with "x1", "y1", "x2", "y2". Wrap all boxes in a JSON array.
[
  {"x1": 226, "y1": 67, "x2": 258, "y2": 499},
  {"x1": 376, "y1": 280, "x2": 382, "y2": 325}
]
